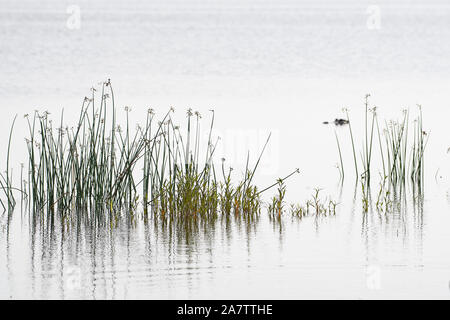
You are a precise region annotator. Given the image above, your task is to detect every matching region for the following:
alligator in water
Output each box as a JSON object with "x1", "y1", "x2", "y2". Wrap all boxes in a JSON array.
[{"x1": 323, "y1": 119, "x2": 349, "y2": 126}]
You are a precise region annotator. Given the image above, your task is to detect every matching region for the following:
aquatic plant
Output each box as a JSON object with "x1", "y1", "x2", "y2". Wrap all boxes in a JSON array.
[
  {"x1": 409, "y1": 106, "x2": 427, "y2": 189},
  {"x1": 334, "y1": 98, "x2": 428, "y2": 214},
  {"x1": 363, "y1": 95, "x2": 376, "y2": 184},
  {"x1": 268, "y1": 178, "x2": 286, "y2": 218},
  {"x1": 334, "y1": 130, "x2": 344, "y2": 181},
  {"x1": 0, "y1": 80, "x2": 301, "y2": 227},
  {"x1": 341, "y1": 98, "x2": 427, "y2": 185},
  {"x1": 375, "y1": 174, "x2": 392, "y2": 212},
  {"x1": 289, "y1": 188, "x2": 338, "y2": 219},
  {"x1": 343, "y1": 107, "x2": 359, "y2": 181},
  {"x1": 361, "y1": 178, "x2": 370, "y2": 213},
  {"x1": 22, "y1": 82, "x2": 153, "y2": 223},
  {"x1": 0, "y1": 116, "x2": 18, "y2": 213}
]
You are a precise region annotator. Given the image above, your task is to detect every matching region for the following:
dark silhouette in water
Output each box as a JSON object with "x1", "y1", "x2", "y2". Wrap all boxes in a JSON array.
[
  {"x1": 334, "y1": 118, "x2": 349, "y2": 125},
  {"x1": 323, "y1": 119, "x2": 349, "y2": 126}
]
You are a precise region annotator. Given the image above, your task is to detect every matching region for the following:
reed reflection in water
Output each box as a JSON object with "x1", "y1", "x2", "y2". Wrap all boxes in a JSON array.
[{"x1": 0, "y1": 188, "x2": 429, "y2": 299}]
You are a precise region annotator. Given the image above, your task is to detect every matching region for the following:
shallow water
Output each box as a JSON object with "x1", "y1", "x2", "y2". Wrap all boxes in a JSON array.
[{"x1": 1, "y1": 0, "x2": 450, "y2": 299}]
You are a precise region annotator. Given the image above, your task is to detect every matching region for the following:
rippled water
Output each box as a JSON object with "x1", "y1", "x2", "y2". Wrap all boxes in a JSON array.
[
  {"x1": 2, "y1": 189, "x2": 450, "y2": 299},
  {"x1": 1, "y1": 0, "x2": 450, "y2": 299}
]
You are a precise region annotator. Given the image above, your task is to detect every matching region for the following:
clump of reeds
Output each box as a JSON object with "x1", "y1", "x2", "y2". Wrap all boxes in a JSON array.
[
  {"x1": 23, "y1": 81, "x2": 153, "y2": 223},
  {"x1": 0, "y1": 80, "x2": 299, "y2": 227},
  {"x1": 339, "y1": 95, "x2": 376, "y2": 184},
  {"x1": 377, "y1": 106, "x2": 427, "y2": 200},
  {"x1": 345, "y1": 100, "x2": 427, "y2": 186},
  {"x1": 337, "y1": 97, "x2": 428, "y2": 212}
]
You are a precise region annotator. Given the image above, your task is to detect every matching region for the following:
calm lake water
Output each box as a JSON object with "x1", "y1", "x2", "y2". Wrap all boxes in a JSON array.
[{"x1": 1, "y1": 0, "x2": 450, "y2": 299}]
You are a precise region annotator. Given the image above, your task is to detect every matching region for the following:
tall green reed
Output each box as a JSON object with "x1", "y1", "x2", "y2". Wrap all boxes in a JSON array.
[{"x1": 0, "y1": 116, "x2": 17, "y2": 213}]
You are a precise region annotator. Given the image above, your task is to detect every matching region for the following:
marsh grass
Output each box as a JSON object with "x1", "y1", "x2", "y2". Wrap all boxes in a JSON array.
[
  {"x1": 22, "y1": 81, "x2": 154, "y2": 224},
  {"x1": 0, "y1": 80, "x2": 301, "y2": 228},
  {"x1": 338, "y1": 97, "x2": 428, "y2": 213}
]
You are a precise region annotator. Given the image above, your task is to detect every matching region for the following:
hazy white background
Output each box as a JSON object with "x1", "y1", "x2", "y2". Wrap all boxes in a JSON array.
[{"x1": 1, "y1": 0, "x2": 450, "y2": 299}]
